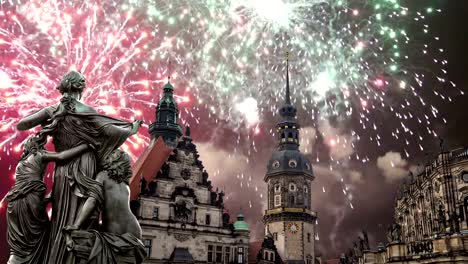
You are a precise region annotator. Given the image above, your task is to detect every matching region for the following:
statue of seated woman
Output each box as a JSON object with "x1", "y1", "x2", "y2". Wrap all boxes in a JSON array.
[{"x1": 6, "y1": 134, "x2": 92, "y2": 264}]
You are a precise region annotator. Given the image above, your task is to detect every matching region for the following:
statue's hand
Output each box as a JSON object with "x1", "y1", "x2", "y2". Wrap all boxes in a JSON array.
[
  {"x1": 63, "y1": 225, "x2": 78, "y2": 251},
  {"x1": 131, "y1": 120, "x2": 143, "y2": 134},
  {"x1": 65, "y1": 234, "x2": 75, "y2": 251}
]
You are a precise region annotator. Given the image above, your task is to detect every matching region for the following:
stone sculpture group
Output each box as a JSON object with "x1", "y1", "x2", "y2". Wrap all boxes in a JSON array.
[{"x1": 6, "y1": 71, "x2": 145, "y2": 264}]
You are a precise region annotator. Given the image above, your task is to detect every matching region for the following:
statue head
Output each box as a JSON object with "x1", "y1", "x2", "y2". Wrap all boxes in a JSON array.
[
  {"x1": 102, "y1": 149, "x2": 132, "y2": 184},
  {"x1": 56, "y1": 71, "x2": 86, "y2": 99},
  {"x1": 21, "y1": 133, "x2": 46, "y2": 160}
]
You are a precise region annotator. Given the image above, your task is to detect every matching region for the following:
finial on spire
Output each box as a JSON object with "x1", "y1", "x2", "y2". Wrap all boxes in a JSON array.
[{"x1": 285, "y1": 51, "x2": 291, "y2": 105}]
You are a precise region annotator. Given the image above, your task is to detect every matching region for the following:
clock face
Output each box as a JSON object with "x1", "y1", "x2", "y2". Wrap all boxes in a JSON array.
[
  {"x1": 288, "y1": 222, "x2": 299, "y2": 234},
  {"x1": 462, "y1": 172, "x2": 468, "y2": 183}
]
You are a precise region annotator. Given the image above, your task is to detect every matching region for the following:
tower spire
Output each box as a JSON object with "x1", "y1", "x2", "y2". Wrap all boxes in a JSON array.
[
  {"x1": 276, "y1": 51, "x2": 299, "y2": 150},
  {"x1": 148, "y1": 61, "x2": 182, "y2": 147},
  {"x1": 285, "y1": 52, "x2": 291, "y2": 105},
  {"x1": 167, "y1": 60, "x2": 172, "y2": 83}
]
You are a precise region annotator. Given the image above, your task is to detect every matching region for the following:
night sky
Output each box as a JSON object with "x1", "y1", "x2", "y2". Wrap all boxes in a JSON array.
[{"x1": 0, "y1": 1, "x2": 467, "y2": 262}]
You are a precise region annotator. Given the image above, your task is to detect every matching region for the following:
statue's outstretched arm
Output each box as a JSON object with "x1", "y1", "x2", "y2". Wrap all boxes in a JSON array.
[
  {"x1": 42, "y1": 143, "x2": 92, "y2": 162},
  {"x1": 16, "y1": 108, "x2": 50, "y2": 131}
]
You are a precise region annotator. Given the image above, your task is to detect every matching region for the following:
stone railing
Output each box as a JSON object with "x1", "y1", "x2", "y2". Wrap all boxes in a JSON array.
[
  {"x1": 450, "y1": 147, "x2": 468, "y2": 163},
  {"x1": 406, "y1": 240, "x2": 434, "y2": 256}
]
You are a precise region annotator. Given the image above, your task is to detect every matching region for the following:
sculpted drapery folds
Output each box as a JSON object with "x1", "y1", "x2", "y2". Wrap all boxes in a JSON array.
[{"x1": 11, "y1": 71, "x2": 143, "y2": 264}]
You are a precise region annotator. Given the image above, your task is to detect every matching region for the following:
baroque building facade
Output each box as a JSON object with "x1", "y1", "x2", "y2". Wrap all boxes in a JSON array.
[
  {"x1": 129, "y1": 80, "x2": 250, "y2": 263},
  {"x1": 341, "y1": 147, "x2": 468, "y2": 264},
  {"x1": 260, "y1": 62, "x2": 318, "y2": 264}
]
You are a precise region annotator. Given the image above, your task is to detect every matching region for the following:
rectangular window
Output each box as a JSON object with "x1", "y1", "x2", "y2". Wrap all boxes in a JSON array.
[
  {"x1": 225, "y1": 246, "x2": 231, "y2": 263},
  {"x1": 274, "y1": 195, "x2": 281, "y2": 207},
  {"x1": 144, "y1": 239, "x2": 152, "y2": 258},
  {"x1": 216, "y1": 246, "x2": 223, "y2": 263},
  {"x1": 307, "y1": 233, "x2": 311, "y2": 243},
  {"x1": 208, "y1": 245, "x2": 213, "y2": 262},
  {"x1": 152, "y1": 207, "x2": 159, "y2": 219},
  {"x1": 206, "y1": 214, "x2": 211, "y2": 225},
  {"x1": 273, "y1": 232, "x2": 278, "y2": 241},
  {"x1": 238, "y1": 247, "x2": 244, "y2": 263}
]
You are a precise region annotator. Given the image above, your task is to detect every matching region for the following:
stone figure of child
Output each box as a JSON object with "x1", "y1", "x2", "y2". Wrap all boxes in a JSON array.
[
  {"x1": 6, "y1": 134, "x2": 93, "y2": 264},
  {"x1": 63, "y1": 149, "x2": 144, "y2": 264}
]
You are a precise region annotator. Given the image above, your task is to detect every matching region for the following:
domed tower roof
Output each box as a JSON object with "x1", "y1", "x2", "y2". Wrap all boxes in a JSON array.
[
  {"x1": 233, "y1": 213, "x2": 249, "y2": 231},
  {"x1": 149, "y1": 77, "x2": 183, "y2": 147},
  {"x1": 265, "y1": 56, "x2": 314, "y2": 180}
]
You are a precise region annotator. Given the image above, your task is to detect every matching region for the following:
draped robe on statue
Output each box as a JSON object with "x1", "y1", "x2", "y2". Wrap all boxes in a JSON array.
[
  {"x1": 6, "y1": 154, "x2": 49, "y2": 264},
  {"x1": 43, "y1": 102, "x2": 134, "y2": 264}
]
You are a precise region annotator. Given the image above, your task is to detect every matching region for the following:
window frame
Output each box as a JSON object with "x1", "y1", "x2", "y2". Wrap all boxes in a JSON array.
[
  {"x1": 274, "y1": 183, "x2": 281, "y2": 193},
  {"x1": 289, "y1": 183, "x2": 297, "y2": 192},
  {"x1": 238, "y1": 247, "x2": 244, "y2": 263},
  {"x1": 274, "y1": 194, "x2": 281, "y2": 207},
  {"x1": 215, "y1": 245, "x2": 223, "y2": 263},
  {"x1": 152, "y1": 207, "x2": 159, "y2": 220},
  {"x1": 144, "y1": 239, "x2": 152, "y2": 258},
  {"x1": 208, "y1": 245, "x2": 214, "y2": 262},
  {"x1": 206, "y1": 214, "x2": 211, "y2": 226}
]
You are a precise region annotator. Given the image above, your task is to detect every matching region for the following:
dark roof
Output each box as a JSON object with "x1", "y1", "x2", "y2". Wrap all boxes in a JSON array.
[
  {"x1": 169, "y1": 247, "x2": 194, "y2": 263},
  {"x1": 266, "y1": 149, "x2": 314, "y2": 179}
]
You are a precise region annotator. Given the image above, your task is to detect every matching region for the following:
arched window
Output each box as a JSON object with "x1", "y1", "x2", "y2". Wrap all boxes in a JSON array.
[
  {"x1": 289, "y1": 183, "x2": 296, "y2": 191},
  {"x1": 274, "y1": 184, "x2": 281, "y2": 193}
]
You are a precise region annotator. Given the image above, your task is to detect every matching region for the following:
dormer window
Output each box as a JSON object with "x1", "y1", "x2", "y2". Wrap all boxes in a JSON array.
[
  {"x1": 288, "y1": 159, "x2": 297, "y2": 168},
  {"x1": 272, "y1": 160, "x2": 280, "y2": 169}
]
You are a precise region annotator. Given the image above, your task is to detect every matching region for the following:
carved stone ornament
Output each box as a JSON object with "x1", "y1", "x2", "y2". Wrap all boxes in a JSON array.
[
  {"x1": 174, "y1": 233, "x2": 191, "y2": 242},
  {"x1": 181, "y1": 168, "x2": 191, "y2": 180}
]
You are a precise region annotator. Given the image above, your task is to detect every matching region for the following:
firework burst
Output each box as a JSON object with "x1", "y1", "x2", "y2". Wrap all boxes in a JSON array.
[{"x1": 0, "y1": 0, "x2": 461, "y2": 209}]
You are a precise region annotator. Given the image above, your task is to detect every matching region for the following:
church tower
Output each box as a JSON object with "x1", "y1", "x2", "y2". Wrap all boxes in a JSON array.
[
  {"x1": 263, "y1": 59, "x2": 317, "y2": 264},
  {"x1": 149, "y1": 79, "x2": 183, "y2": 147}
]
